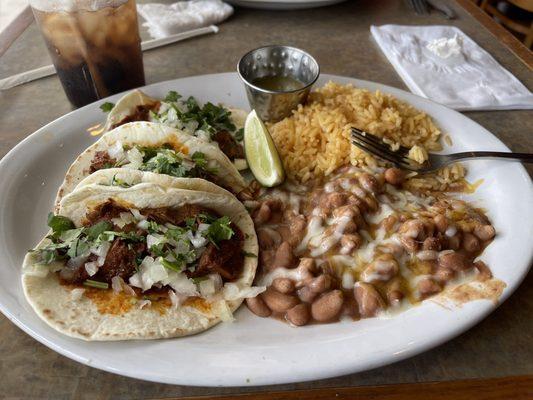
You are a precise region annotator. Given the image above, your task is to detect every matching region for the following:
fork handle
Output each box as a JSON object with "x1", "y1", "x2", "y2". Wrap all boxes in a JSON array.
[{"x1": 447, "y1": 151, "x2": 533, "y2": 163}]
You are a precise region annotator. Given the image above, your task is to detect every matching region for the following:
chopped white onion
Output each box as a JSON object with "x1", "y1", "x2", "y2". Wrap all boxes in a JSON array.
[
  {"x1": 84, "y1": 261, "x2": 99, "y2": 276},
  {"x1": 199, "y1": 279, "x2": 216, "y2": 297},
  {"x1": 124, "y1": 147, "x2": 143, "y2": 169},
  {"x1": 111, "y1": 276, "x2": 123, "y2": 293},
  {"x1": 67, "y1": 255, "x2": 89, "y2": 269},
  {"x1": 165, "y1": 271, "x2": 198, "y2": 296},
  {"x1": 70, "y1": 288, "x2": 85, "y2": 300},
  {"x1": 131, "y1": 209, "x2": 143, "y2": 220},
  {"x1": 147, "y1": 233, "x2": 165, "y2": 249},
  {"x1": 138, "y1": 299, "x2": 151, "y2": 309},
  {"x1": 107, "y1": 140, "x2": 124, "y2": 159},
  {"x1": 129, "y1": 256, "x2": 168, "y2": 291},
  {"x1": 187, "y1": 230, "x2": 207, "y2": 249},
  {"x1": 137, "y1": 219, "x2": 150, "y2": 230},
  {"x1": 111, "y1": 212, "x2": 135, "y2": 228},
  {"x1": 168, "y1": 289, "x2": 183, "y2": 309},
  {"x1": 91, "y1": 241, "x2": 111, "y2": 258}
]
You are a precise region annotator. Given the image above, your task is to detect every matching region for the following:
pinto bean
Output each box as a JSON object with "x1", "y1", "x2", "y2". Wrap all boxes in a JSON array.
[
  {"x1": 462, "y1": 232, "x2": 481, "y2": 253},
  {"x1": 272, "y1": 278, "x2": 295, "y2": 294},
  {"x1": 439, "y1": 251, "x2": 471, "y2": 272},
  {"x1": 311, "y1": 290, "x2": 344, "y2": 322},
  {"x1": 259, "y1": 249, "x2": 276, "y2": 271},
  {"x1": 399, "y1": 219, "x2": 425, "y2": 240},
  {"x1": 264, "y1": 198, "x2": 283, "y2": 211},
  {"x1": 423, "y1": 237, "x2": 442, "y2": 251},
  {"x1": 273, "y1": 241, "x2": 295, "y2": 269},
  {"x1": 354, "y1": 282, "x2": 385, "y2": 318},
  {"x1": 340, "y1": 234, "x2": 363, "y2": 255},
  {"x1": 383, "y1": 168, "x2": 405, "y2": 186},
  {"x1": 417, "y1": 278, "x2": 441, "y2": 299},
  {"x1": 474, "y1": 260, "x2": 492, "y2": 281},
  {"x1": 400, "y1": 236, "x2": 419, "y2": 253},
  {"x1": 253, "y1": 203, "x2": 271, "y2": 225},
  {"x1": 381, "y1": 214, "x2": 399, "y2": 232},
  {"x1": 320, "y1": 192, "x2": 347, "y2": 212},
  {"x1": 289, "y1": 215, "x2": 307, "y2": 239},
  {"x1": 473, "y1": 224, "x2": 496, "y2": 241},
  {"x1": 433, "y1": 214, "x2": 448, "y2": 233},
  {"x1": 347, "y1": 195, "x2": 367, "y2": 213},
  {"x1": 360, "y1": 255, "x2": 399, "y2": 282},
  {"x1": 434, "y1": 267, "x2": 455, "y2": 283},
  {"x1": 386, "y1": 278, "x2": 404, "y2": 305},
  {"x1": 297, "y1": 286, "x2": 318, "y2": 303},
  {"x1": 261, "y1": 288, "x2": 299, "y2": 313},
  {"x1": 309, "y1": 274, "x2": 332, "y2": 293},
  {"x1": 446, "y1": 234, "x2": 461, "y2": 250},
  {"x1": 246, "y1": 296, "x2": 271, "y2": 317},
  {"x1": 358, "y1": 173, "x2": 381, "y2": 194},
  {"x1": 286, "y1": 303, "x2": 310, "y2": 326},
  {"x1": 257, "y1": 229, "x2": 278, "y2": 249}
]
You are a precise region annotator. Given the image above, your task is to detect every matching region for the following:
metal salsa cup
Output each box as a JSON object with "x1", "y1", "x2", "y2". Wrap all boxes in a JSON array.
[{"x1": 237, "y1": 45, "x2": 320, "y2": 122}]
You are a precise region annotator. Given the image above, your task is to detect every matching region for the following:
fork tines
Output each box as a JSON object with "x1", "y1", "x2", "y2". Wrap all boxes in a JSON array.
[{"x1": 350, "y1": 127, "x2": 412, "y2": 168}]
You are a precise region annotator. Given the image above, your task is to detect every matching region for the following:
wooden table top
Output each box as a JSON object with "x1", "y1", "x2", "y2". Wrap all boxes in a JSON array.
[{"x1": 0, "y1": 1, "x2": 531, "y2": 398}]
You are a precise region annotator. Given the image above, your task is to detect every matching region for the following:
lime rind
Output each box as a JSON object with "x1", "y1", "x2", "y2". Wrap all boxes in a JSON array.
[{"x1": 244, "y1": 110, "x2": 285, "y2": 187}]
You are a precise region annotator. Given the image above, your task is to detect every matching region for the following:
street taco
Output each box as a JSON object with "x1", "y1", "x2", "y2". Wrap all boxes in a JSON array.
[
  {"x1": 103, "y1": 89, "x2": 248, "y2": 163},
  {"x1": 55, "y1": 121, "x2": 247, "y2": 209},
  {"x1": 22, "y1": 183, "x2": 260, "y2": 340}
]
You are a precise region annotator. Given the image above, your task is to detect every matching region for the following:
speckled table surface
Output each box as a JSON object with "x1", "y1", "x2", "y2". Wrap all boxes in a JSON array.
[{"x1": 0, "y1": 1, "x2": 531, "y2": 399}]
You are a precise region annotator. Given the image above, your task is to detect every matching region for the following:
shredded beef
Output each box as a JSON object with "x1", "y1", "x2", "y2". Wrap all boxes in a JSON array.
[
  {"x1": 95, "y1": 239, "x2": 144, "y2": 283},
  {"x1": 85, "y1": 199, "x2": 129, "y2": 226},
  {"x1": 89, "y1": 151, "x2": 117, "y2": 173},
  {"x1": 193, "y1": 227, "x2": 244, "y2": 281},
  {"x1": 140, "y1": 205, "x2": 211, "y2": 226},
  {"x1": 213, "y1": 131, "x2": 244, "y2": 160},
  {"x1": 110, "y1": 102, "x2": 160, "y2": 130}
]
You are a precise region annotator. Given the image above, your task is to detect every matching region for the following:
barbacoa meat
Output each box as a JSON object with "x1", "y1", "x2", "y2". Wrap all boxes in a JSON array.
[
  {"x1": 85, "y1": 199, "x2": 129, "y2": 225},
  {"x1": 140, "y1": 205, "x2": 211, "y2": 226},
  {"x1": 194, "y1": 227, "x2": 244, "y2": 280},
  {"x1": 110, "y1": 102, "x2": 160, "y2": 130},
  {"x1": 213, "y1": 131, "x2": 244, "y2": 160},
  {"x1": 95, "y1": 239, "x2": 144, "y2": 283},
  {"x1": 89, "y1": 151, "x2": 117, "y2": 173}
]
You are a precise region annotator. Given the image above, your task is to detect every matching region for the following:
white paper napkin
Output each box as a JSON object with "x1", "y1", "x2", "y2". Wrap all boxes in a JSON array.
[
  {"x1": 137, "y1": 0, "x2": 233, "y2": 39},
  {"x1": 371, "y1": 25, "x2": 533, "y2": 111}
]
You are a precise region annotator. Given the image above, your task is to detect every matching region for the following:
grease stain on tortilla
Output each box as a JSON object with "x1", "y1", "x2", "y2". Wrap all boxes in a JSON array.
[
  {"x1": 184, "y1": 297, "x2": 212, "y2": 314},
  {"x1": 84, "y1": 289, "x2": 135, "y2": 315}
]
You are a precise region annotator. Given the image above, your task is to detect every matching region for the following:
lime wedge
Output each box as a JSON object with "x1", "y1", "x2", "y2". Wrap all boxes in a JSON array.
[{"x1": 244, "y1": 110, "x2": 285, "y2": 187}]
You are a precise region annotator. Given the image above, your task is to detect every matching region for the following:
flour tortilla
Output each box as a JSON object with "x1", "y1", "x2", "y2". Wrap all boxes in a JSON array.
[
  {"x1": 55, "y1": 121, "x2": 247, "y2": 210},
  {"x1": 23, "y1": 183, "x2": 258, "y2": 341},
  {"x1": 103, "y1": 89, "x2": 248, "y2": 133},
  {"x1": 75, "y1": 168, "x2": 234, "y2": 198}
]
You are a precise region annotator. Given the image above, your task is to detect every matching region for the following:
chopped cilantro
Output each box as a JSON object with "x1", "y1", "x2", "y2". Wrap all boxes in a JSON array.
[
  {"x1": 243, "y1": 251, "x2": 257, "y2": 258},
  {"x1": 99, "y1": 102, "x2": 115, "y2": 113},
  {"x1": 111, "y1": 175, "x2": 132, "y2": 188},
  {"x1": 161, "y1": 258, "x2": 182, "y2": 272},
  {"x1": 164, "y1": 90, "x2": 181, "y2": 102},
  {"x1": 192, "y1": 276, "x2": 208, "y2": 284},
  {"x1": 84, "y1": 221, "x2": 112, "y2": 240},
  {"x1": 204, "y1": 216, "x2": 234, "y2": 246},
  {"x1": 234, "y1": 128, "x2": 244, "y2": 142},
  {"x1": 191, "y1": 151, "x2": 207, "y2": 168},
  {"x1": 83, "y1": 280, "x2": 109, "y2": 289},
  {"x1": 47, "y1": 213, "x2": 75, "y2": 235}
]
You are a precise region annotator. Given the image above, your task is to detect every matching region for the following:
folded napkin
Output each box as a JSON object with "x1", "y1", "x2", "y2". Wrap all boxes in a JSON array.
[
  {"x1": 371, "y1": 25, "x2": 533, "y2": 111},
  {"x1": 138, "y1": 0, "x2": 233, "y2": 39}
]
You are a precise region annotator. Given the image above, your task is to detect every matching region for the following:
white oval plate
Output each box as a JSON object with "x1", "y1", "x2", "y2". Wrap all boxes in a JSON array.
[{"x1": 0, "y1": 73, "x2": 531, "y2": 386}]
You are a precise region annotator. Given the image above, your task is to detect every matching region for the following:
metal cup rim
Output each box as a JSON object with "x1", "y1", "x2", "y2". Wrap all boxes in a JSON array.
[{"x1": 237, "y1": 45, "x2": 320, "y2": 95}]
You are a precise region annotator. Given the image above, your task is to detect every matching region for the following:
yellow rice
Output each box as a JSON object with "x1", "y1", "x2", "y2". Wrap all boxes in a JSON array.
[{"x1": 268, "y1": 82, "x2": 465, "y2": 190}]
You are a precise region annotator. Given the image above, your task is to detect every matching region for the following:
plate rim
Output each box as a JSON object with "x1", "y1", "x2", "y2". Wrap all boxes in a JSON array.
[{"x1": 0, "y1": 72, "x2": 531, "y2": 386}]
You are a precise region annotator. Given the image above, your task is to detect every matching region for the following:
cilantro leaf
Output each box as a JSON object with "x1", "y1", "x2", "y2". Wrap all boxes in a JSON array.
[
  {"x1": 111, "y1": 175, "x2": 132, "y2": 188},
  {"x1": 164, "y1": 91, "x2": 181, "y2": 102},
  {"x1": 100, "y1": 102, "x2": 115, "y2": 113},
  {"x1": 191, "y1": 151, "x2": 207, "y2": 168},
  {"x1": 85, "y1": 221, "x2": 113, "y2": 240},
  {"x1": 204, "y1": 216, "x2": 234, "y2": 245},
  {"x1": 234, "y1": 128, "x2": 244, "y2": 142},
  {"x1": 161, "y1": 258, "x2": 183, "y2": 272},
  {"x1": 47, "y1": 213, "x2": 75, "y2": 235}
]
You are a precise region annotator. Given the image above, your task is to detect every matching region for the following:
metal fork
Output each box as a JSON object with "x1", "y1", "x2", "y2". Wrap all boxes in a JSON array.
[{"x1": 351, "y1": 127, "x2": 533, "y2": 173}]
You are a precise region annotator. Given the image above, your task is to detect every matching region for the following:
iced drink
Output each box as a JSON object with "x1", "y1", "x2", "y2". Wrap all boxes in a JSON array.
[{"x1": 30, "y1": 0, "x2": 145, "y2": 108}]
